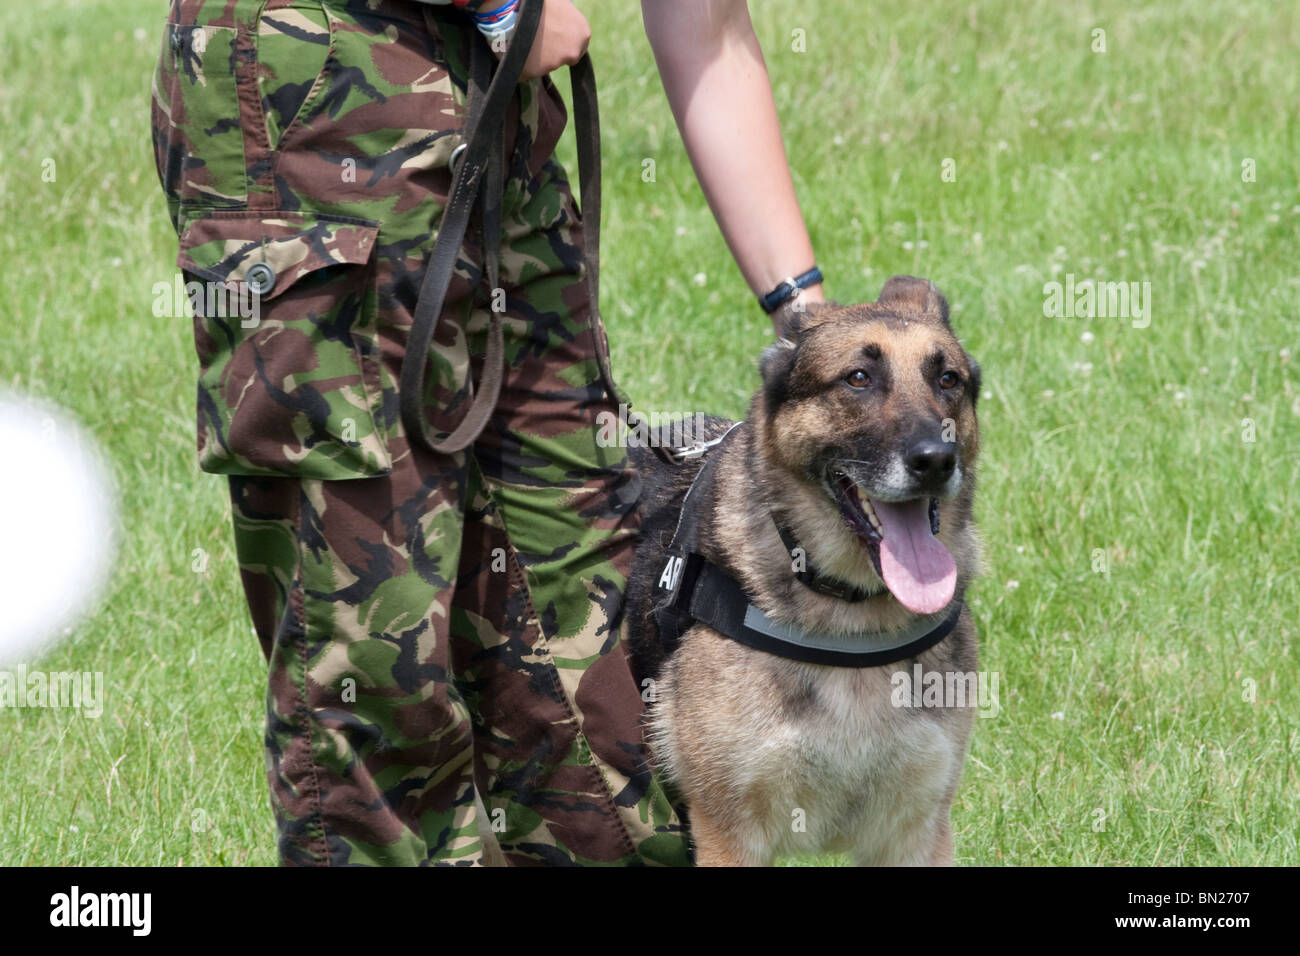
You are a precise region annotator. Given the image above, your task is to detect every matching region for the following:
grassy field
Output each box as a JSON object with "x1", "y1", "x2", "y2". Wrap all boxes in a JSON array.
[{"x1": 0, "y1": 0, "x2": 1295, "y2": 866}]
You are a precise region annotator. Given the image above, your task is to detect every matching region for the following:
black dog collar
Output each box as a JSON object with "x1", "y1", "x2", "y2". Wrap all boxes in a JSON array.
[{"x1": 770, "y1": 518, "x2": 884, "y2": 603}]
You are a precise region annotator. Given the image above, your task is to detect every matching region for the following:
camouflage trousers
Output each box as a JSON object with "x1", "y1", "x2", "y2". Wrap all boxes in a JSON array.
[{"x1": 151, "y1": 0, "x2": 688, "y2": 865}]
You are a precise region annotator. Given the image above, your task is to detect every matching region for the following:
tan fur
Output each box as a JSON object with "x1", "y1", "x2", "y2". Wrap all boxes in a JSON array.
[{"x1": 643, "y1": 281, "x2": 983, "y2": 866}]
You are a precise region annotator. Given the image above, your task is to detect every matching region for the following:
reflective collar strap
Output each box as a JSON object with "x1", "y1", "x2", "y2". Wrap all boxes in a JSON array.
[{"x1": 684, "y1": 558, "x2": 963, "y2": 668}]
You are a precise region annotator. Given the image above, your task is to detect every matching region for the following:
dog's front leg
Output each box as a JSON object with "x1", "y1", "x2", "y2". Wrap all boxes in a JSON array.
[
  {"x1": 850, "y1": 808, "x2": 956, "y2": 866},
  {"x1": 689, "y1": 807, "x2": 765, "y2": 866},
  {"x1": 927, "y1": 815, "x2": 955, "y2": 866}
]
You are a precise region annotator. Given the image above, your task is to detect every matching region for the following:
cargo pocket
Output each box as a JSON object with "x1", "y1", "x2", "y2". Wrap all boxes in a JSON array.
[
  {"x1": 152, "y1": 21, "x2": 247, "y2": 214},
  {"x1": 177, "y1": 210, "x2": 392, "y2": 479},
  {"x1": 255, "y1": 2, "x2": 333, "y2": 149}
]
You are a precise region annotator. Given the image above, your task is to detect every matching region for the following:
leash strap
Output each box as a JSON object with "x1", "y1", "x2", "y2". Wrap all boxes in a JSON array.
[
  {"x1": 570, "y1": 53, "x2": 625, "y2": 411},
  {"x1": 399, "y1": 0, "x2": 540, "y2": 455},
  {"x1": 401, "y1": 0, "x2": 674, "y2": 461}
]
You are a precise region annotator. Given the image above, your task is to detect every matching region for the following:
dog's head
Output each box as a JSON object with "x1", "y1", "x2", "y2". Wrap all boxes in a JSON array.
[{"x1": 755, "y1": 276, "x2": 981, "y2": 615}]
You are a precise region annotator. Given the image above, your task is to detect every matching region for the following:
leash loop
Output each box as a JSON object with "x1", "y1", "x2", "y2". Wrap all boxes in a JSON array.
[{"x1": 400, "y1": 0, "x2": 677, "y2": 462}]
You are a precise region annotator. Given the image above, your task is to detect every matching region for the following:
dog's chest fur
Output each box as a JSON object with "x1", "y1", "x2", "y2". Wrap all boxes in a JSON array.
[{"x1": 650, "y1": 627, "x2": 971, "y2": 864}]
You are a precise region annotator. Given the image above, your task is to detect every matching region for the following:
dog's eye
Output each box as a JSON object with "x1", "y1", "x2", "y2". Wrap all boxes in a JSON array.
[
  {"x1": 846, "y1": 370, "x2": 870, "y2": 388},
  {"x1": 939, "y1": 370, "x2": 961, "y2": 390}
]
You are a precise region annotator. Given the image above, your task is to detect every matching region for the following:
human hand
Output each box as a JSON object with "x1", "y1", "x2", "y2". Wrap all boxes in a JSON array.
[{"x1": 504, "y1": 0, "x2": 591, "y2": 80}]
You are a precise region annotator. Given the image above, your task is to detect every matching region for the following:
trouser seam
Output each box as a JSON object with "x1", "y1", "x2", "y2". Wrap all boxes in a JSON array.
[
  {"x1": 471, "y1": 451, "x2": 639, "y2": 861},
  {"x1": 289, "y1": 479, "x2": 332, "y2": 866}
]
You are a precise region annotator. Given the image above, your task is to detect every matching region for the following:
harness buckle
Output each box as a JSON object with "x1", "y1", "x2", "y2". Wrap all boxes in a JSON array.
[
  {"x1": 666, "y1": 441, "x2": 708, "y2": 463},
  {"x1": 664, "y1": 432, "x2": 730, "y2": 464}
]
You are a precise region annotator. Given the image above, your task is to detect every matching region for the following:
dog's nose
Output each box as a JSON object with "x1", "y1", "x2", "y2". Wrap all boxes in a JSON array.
[{"x1": 905, "y1": 440, "x2": 956, "y2": 482}]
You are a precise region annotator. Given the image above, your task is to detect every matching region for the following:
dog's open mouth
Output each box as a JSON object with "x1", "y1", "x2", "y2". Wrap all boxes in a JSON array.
[{"x1": 829, "y1": 469, "x2": 957, "y2": 615}]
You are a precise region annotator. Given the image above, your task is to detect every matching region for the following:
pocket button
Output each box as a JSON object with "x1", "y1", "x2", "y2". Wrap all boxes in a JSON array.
[{"x1": 246, "y1": 262, "x2": 276, "y2": 296}]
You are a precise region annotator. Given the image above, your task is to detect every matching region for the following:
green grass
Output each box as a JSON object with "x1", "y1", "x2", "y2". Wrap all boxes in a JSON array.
[{"x1": 0, "y1": 0, "x2": 1296, "y2": 866}]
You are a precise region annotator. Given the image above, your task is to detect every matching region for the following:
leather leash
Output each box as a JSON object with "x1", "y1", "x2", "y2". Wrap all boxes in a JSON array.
[{"x1": 401, "y1": 0, "x2": 672, "y2": 462}]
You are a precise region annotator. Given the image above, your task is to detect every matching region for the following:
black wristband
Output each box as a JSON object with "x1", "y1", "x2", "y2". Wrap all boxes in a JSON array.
[{"x1": 759, "y1": 267, "x2": 824, "y2": 314}]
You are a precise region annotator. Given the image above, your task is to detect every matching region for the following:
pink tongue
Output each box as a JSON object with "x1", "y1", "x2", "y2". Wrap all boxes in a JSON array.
[{"x1": 869, "y1": 499, "x2": 957, "y2": 615}]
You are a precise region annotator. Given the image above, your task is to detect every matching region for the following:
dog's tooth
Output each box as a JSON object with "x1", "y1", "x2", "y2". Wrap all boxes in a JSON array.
[{"x1": 845, "y1": 479, "x2": 884, "y2": 534}]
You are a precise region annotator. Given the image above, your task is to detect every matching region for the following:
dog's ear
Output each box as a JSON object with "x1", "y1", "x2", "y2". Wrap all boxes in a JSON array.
[
  {"x1": 967, "y1": 356, "x2": 982, "y2": 408},
  {"x1": 878, "y1": 275, "x2": 949, "y2": 325},
  {"x1": 759, "y1": 337, "x2": 798, "y2": 414},
  {"x1": 772, "y1": 299, "x2": 846, "y2": 339}
]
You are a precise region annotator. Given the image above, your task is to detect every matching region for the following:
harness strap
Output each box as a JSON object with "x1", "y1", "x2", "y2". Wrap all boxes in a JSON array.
[{"x1": 683, "y1": 560, "x2": 964, "y2": 668}]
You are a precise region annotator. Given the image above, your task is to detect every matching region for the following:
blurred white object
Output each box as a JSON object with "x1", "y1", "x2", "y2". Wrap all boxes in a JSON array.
[{"x1": 0, "y1": 392, "x2": 117, "y2": 664}]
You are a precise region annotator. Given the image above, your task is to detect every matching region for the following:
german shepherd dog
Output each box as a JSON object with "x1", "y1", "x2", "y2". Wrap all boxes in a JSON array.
[{"x1": 625, "y1": 276, "x2": 983, "y2": 866}]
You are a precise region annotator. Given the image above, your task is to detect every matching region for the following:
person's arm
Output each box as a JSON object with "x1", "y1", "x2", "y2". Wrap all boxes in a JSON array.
[{"x1": 642, "y1": 0, "x2": 825, "y2": 329}]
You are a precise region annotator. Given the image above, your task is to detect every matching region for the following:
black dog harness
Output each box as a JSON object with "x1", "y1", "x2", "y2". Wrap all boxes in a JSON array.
[{"x1": 651, "y1": 423, "x2": 965, "y2": 668}]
